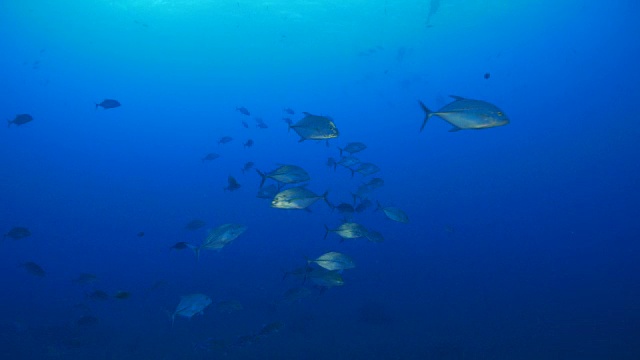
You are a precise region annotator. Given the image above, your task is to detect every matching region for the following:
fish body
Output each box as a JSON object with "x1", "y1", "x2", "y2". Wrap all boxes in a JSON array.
[
  {"x1": 224, "y1": 176, "x2": 241, "y2": 192},
  {"x1": 96, "y1": 99, "x2": 121, "y2": 109},
  {"x1": 351, "y1": 162, "x2": 380, "y2": 177},
  {"x1": 185, "y1": 219, "x2": 206, "y2": 230},
  {"x1": 365, "y1": 230, "x2": 385, "y2": 243},
  {"x1": 173, "y1": 293, "x2": 212, "y2": 323},
  {"x1": 289, "y1": 112, "x2": 339, "y2": 141},
  {"x1": 236, "y1": 106, "x2": 250, "y2": 116},
  {"x1": 283, "y1": 107, "x2": 295, "y2": 115},
  {"x1": 202, "y1": 153, "x2": 220, "y2": 162},
  {"x1": 310, "y1": 251, "x2": 355, "y2": 271},
  {"x1": 8, "y1": 114, "x2": 33, "y2": 127},
  {"x1": 256, "y1": 165, "x2": 310, "y2": 187},
  {"x1": 419, "y1": 96, "x2": 509, "y2": 132},
  {"x1": 200, "y1": 223, "x2": 247, "y2": 252},
  {"x1": 243, "y1": 139, "x2": 254, "y2": 148},
  {"x1": 241, "y1": 161, "x2": 255, "y2": 174},
  {"x1": 376, "y1": 202, "x2": 409, "y2": 223},
  {"x1": 271, "y1": 187, "x2": 328, "y2": 210},
  {"x1": 308, "y1": 269, "x2": 344, "y2": 288},
  {"x1": 324, "y1": 222, "x2": 368, "y2": 240},
  {"x1": 20, "y1": 261, "x2": 45, "y2": 277},
  {"x1": 218, "y1": 136, "x2": 233, "y2": 145},
  {"x1": 4, "y1": 226, "x2": 31, "y2": 240},
  {"x1": 338, "y1": 142, "x2": 367, "y2": 156}
]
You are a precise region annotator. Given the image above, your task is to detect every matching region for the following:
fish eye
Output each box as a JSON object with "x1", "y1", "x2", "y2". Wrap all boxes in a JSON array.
[{"x1": 497, "y1": 111, "x2": 503, "y2": 116}]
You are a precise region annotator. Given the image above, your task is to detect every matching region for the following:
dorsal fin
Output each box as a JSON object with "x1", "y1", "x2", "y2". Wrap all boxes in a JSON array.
[{"x1": 449, "y1": 95, "x2": 466, "y2": 101}]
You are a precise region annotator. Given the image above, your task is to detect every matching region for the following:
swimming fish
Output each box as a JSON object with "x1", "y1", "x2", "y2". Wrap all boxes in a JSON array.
[
  {"x1": 419, "y1": 95, "x2": 509, "y2": 132},
  {"x1": 172, "y1": 293, "x2": 212, "y2": 324},
  {"x1": 96, "y1": 99, "x2": 121, "y2": 110}
]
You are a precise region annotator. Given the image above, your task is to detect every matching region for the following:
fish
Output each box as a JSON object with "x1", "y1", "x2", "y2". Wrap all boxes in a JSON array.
[
  {"x1": 202, "y1": 153, "x2": 220, "y2": 162},
  {"x1": 308, "y1": 269, "x2": 344, "y2": 288},
  {"x1": 419, "y1": 95, "x2": 509, "y2": 132},
  {"x1": 170, "y1": 241, "x2": 196, "y2": 251},
  {"x1": 224, "y1": 175, "x2": 241, "y2": 192},
  {"x1": 350, "y1": 162, "x2": 380, "y2": 177},
  {"x1": 236, "y1": 106, "x2": 250, "y2": 116},
  {"x1": 376, "y1": 201, "x2": 409, "y2": 223},
  {"x1": 256, "y1": 165, "x2": 310, "y2": 188},
  {"x1": 72, "y1": 273, "x2": 97, "y2": 286},
  {"x1": 243, "y1": 139, "x2": 254, "y2": 148},
  {"x1": 114, "y1": 291, "x2": 131, "y2": 300},
  {"x1": 241, "y1": 161, "x2": 255, "y2": 174},
  {"x1": 185, "y1": 219, "x2": 206, "y2": 230},
  {"x1": 218, "y1": 136, "x2": 233, "y2": 145},
  {"x1": 172, "y1": 293, "x2": 212, "y2": 324},
  {"x1": 365, "y1": 229, "x2": 385, "y2": 243},
  {"x1": 216, "y1": 300, "x2": 244, "y2": 314},
  {"x1": 256, "y1": 184, "x2": 278, "y2": 199},
  {"x1": 242, "y1": 120, "x2": 249, "y2": 128},
  {"x1": 7, "y1": 114, "x2": 33, "y2": 127},
  {"x1": 96, "y1": 99, "x2": 121, "y2": 110},
  {"x1": 283, "y1": 107, "x2": 295, "y2": 115},
  {"x1": 256, "y1": 122, "x2": 269, "y2": 129},
  {"x1": 338, "y1": 142, "x2": 367, "y2": 156},
  {"x1": 355, "y1": 199, "x2": 373, "y2": 213},
  {"x1": 309, "y1": 251, "x2": 355, "y2": 271},
  {"x1": 20, "y1": 261, "x2": 45, "y2": 277},
  {"x1": 324, "y1": 222, "x2": 368, "y2": 241},
  {"x1": 337, "y1": 156, "x2": 360, "y2": 169},
  {"x1": 282, "y1": 286, "x2": 311, "y2": 304},
  {"x1": 4, "y1": 226, "x2": 31, "y2": 240},
  {"x1": 326, "y1": 157, "x2": 337, "y2": 171},
  {"x1": 271, "y1": 187, "x2": 329, "y2": 210},
  {"x1": 199, "y1": 223, "x2": 247, "y2": 254},
  {"x1": 333, "y1": 202, "x2": 355, "y2": 216},
  {"x1": 484, "y1": 72, "x2": 491, "y2": 79},
  {"x1": 289, "y1": 112, "x2": 339, "y2": 142},
  {"x1": 87, "y1": 290, "x2": 109, "y2": 301},
  {"x1": 282, "y1": 265, "x2": 314, "y2": 281}
]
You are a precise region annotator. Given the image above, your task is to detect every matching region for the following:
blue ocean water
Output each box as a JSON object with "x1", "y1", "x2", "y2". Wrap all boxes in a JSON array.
[{"x1": 2, "y1": 0, "x2": 639, "y2": 358}]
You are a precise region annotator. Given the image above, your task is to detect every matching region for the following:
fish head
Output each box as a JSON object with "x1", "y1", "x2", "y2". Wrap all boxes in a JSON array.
[{"x1": 484, "y1": 109, "x2": 509, "y2": 128}]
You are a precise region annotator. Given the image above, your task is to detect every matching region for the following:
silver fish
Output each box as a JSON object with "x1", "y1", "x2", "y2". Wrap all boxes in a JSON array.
[
  {"x1": 419, "y1": 95, "x2": 509, "y2": 132},
  {"x1": 271, "y1": 187, "x2": 329, "y2": 210},
  {"x1": 172, "y1": 293, "x2": 212, "y2": 324},
  {"x1": 309, "y1": 251, "x2": 355, "y2": 271},
  {"x1": 289, "y1": 112, "x2": 339, "y2": 142},
  {"x1": 256, "y1": 165, "x2": 310, "y2": 187}
]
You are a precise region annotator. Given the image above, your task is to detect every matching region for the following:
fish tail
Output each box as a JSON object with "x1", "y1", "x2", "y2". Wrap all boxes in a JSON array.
[
  {"x1": 338, "y1": 147, "x2": 344, "y2": 157},
  {"x1": 256, "y1": 169, "x2": 267, "y2": 187},
  {"x1": 95, "y1": 103, "x2": 99, "y2": 110},
  {"x1": 322, "y1": 191, "x2": 332, "y2": 209},
  {"x1": 323, "y1": 224, "x2": 330, "y2": 240},
  {"x1": 418, "y1": 100, "x2": 432, "y2": 132}
]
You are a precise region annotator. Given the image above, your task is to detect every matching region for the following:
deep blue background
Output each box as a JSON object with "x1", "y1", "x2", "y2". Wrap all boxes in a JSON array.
[{"x1": 1, "y1": 1, "x2": 639, "y2": 358}]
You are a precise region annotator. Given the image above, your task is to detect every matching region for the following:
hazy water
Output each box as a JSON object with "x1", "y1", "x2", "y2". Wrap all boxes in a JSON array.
[{"x1": 1, "y1": 1, "x2": 639, "y2": 359}]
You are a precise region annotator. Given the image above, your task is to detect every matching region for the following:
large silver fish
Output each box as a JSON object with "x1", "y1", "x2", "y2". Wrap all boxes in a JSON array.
[
  {"x1": 309, "y1": 251, "x2": 355, "y2": 271},
  {"x1": 289, "y1": 112, "x2": 339, "y2": 141},
  {"x1": 199, "y1": 223, "x2": 247, "y2": 256},
  {"x1": 419, "y1": 95, "x2": 509, "y2": 132},
  {"x1": 271, "y1": 187, "x2": 329, "y2": 210},
  {"x1": 256, "y1": 165, "x2": 310, "y2": 188}
]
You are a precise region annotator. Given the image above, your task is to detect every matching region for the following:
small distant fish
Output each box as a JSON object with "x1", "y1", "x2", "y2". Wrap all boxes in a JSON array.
[
  {"x1": 170, "y1": 241, "x2": 196, "y2": 251},
  {"x1": 256, "y1": 119, "x2": 269, "y2": 129},
  {"x1": 484, "y1": 72, "x2": 491, "y2": 79},
  {"x1": 283, "y1": 108, "x2": 295, "y2": 115},
  {"x1": 224, "y1": 175, "x2": 241, "y2": 192},
  {"x1": 218, "y1": 136, "x2": 233, "y2": 145},
  {"x1": 241, "y1": 161, "x2": 255, "y2": 174},
  {"x1": 355, "y1": 199, "x2": 373, "y2": 213},
  {"x1": 20, "y1": 261, "x2": 46, "y2": 277},
  {"x1": 243, "y1": 139, "x2": 254, "y2": 148},
  {"x1": 337, "y1": 156, "x2": 360, "y2": 169},
  {"x1": 365, "y1": 229, "x2": 385, "y2": 243},
  {"x1": 338, "y1": 142, "x2": 367, "y2": 156},
  {"x1": 7, "y1": 114, "x2": 33, "y2": 127},
  {"x1": 76, "y1": 315, "x2": 99, "y2": 327},
  {"x1": 114, "y1": 291, "x2": 131, "y2": 299},
  {"x1": 282, "y1": 118, "x2": 293, "y2": 126},
  {"x1": 376, "y1": 201, "x2": 409, "y2": 223},
  {"x1": 256, "y1": 184, "x2": 278, "y2": 199},
  {"x1": 216, "y1": 300, "x2": 244, "y2": 314},
  {"x1": 289, "y1": 112, "x2": 339, "y2": 142},
  {"x1": 326, "y1": 157, "x2": 337, "y2": 171},
  {"x1": 258, "y1": 321, "x2": 284, "y2": 337},
  {"x1": 282, "y1": 286, "x2": 311, "y2": 304},
  {"x1": 241, "y1": 121, "x2": 249, "y2": 128},
  {"x1": 185, "y1": 219, "x2": 206, "y2": 230},
  {"x1": 236, "y1": 106, "x2": 250, "y2": 116},
  {"x1": 202, "y1": 153, "x2": 220, "y2": 162},
  {"x1": 96, "y1": 99, "x2": 121, "y2": 110},
  {"x1": 419, "y1": 95, "x2": 509, "y2": 132},
  {"x1": 199, "y1": 223, "x2": 248, "y2": 254},
  {"x1": 87, "y1": 290, "x2": 109, "y2": 301},
  {"x1": 333, "y1": 202, "x2": 355, "y2": 216},
  {"x1": 137, "y1": 231, "x2": 145, "y2": 237},
  {"x1": 72, "y1": 273, "x2": 97, "y2": 286},
  {"x1": 4, "y1": 226, "x2": 31, "y2": 240},
  {"x1": 350, "y1": 162, "x2": 380, "y2": 177}
]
